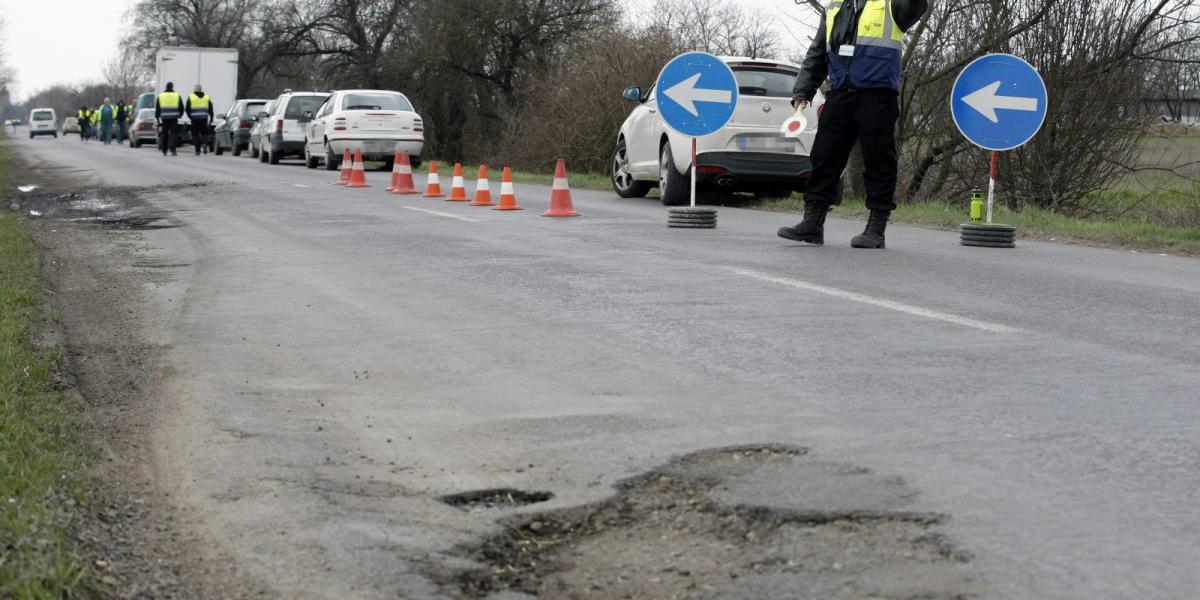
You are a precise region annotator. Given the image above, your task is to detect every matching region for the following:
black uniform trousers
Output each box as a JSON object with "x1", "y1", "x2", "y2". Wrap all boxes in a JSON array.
[
  {"x1": 805, "y1": 88, "x2": 900, "y2": 212},
  {"x1": 190, "y1": 116, "x2": 209, "y2": 152},
  {"x1": 160, "y1": 119, "x2": 180, "y2": 154}
]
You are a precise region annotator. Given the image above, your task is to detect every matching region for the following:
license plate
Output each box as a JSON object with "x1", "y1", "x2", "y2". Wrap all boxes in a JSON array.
[
  {"x1": 365, "y1": 141, "x2": 392, "y2": 154},
  {"x1": 737, "y1": 135, "x2": 797, "y2": 152}
]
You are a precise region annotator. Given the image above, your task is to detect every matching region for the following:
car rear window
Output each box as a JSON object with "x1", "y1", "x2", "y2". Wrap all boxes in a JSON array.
[
  {"x1": 733, "y1": 67, "x2": 799, "y2": 98},
  {"x1": 32, "y1": 111, "x2": 53, "y2": 121},
  {"x1": 244, "y1": 102, "x2": 266, "y2": 117},
  {"x1": 341, "y1": 93, "x2": 413, "y2": 112},
  {"x1": 284, "y1": 96, "x2": 327, "y2": 119}
]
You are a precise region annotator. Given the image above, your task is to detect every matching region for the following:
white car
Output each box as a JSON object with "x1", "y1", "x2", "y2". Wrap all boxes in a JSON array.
[
  {"x1": 248, "y1": 100, "x2": 274, "y2": 159},
  {"x1": 612, "y1": 57, "x2": 825, "y2": 205},
  {"x1": 129, "y1": 108, "x2": 158, "y2": 148},
  {"x1": 259, "y1": 90, "x2": 329, "y2": 165},
  {"x1": 304, "y1": 89, "x2": 424, "y2": 171},
  {"x1": 28, "y1": 108, "x2": 58, "y2": 138}
]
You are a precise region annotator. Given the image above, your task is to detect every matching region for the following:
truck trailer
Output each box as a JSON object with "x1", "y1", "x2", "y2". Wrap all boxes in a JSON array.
[{"x1": 154, "y1": 46, "x2": 239, "y2": 149}]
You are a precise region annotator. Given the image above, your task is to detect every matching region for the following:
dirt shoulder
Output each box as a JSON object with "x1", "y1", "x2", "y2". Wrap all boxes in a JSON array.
[{"x1": 11, "y1": 151, "x2": 262, "y2": 599}]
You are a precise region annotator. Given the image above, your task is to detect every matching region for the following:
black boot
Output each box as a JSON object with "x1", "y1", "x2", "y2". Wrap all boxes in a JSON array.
[
  {"x1": 777, "y1": 201, "x2": 830, "y2": 245},
  {"x1": 851, "y1": 209, "x2": 889, "y2": 249}
]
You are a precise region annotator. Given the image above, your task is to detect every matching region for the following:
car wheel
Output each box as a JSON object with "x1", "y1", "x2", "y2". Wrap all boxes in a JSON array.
[
  {"x1": 232, "y1": 142, "x2": 242, "y2": 157},
  {"x1": 612, "y1": 138, "x2": 651, "y2": 199},
  {"x1": 323, "y1": 140, "x2": 339, "y2": 171},
  {"x1": 250, "y1": 142, "x2": 259, "y2": 159},
  {"x1": 260, "y1": 146, "x2": 269, "y2": 163},
  {"x1": 659, "y1": 143, "x2": 690, "y2": 206},
  {"x1": 304, "y1": 140, "x2": 319, "y2": 169},
  {"x1": 268, "y1": 146, "x2": 280, "y2": 164},
  {"x1": 132, "y1": 138, "x2": 141, "y2": 148},
  {"x1": 215, "y1": 140, "x2": 224, "y2": 155}
]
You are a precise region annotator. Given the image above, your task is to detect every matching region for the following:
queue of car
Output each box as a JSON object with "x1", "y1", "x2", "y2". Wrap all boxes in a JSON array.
[{"x1": 23, "y1": 56, "x2": 817, "y2": 205}]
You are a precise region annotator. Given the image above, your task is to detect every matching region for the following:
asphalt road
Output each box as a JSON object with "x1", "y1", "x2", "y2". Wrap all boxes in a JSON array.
[{"x1": 9, "y1": 135, "x2": 1200, "y2": 599}]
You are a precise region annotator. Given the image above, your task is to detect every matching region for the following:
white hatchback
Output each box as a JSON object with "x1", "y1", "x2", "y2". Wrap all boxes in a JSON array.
[
  {"x1": 304, "y1": 89, "x2": 424, "y2": 171},
  {"x1": 613, "y1": 57, "x2": 825, "y2": 205}
]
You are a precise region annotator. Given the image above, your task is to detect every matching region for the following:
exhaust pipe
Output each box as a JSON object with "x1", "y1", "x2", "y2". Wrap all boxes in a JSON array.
[{"x1": 716, "y1": 175, "x2": 737, "y2": 187}]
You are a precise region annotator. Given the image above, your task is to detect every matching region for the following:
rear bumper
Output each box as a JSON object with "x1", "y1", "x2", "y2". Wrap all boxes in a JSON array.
[
  {"x1": 330, "y1": 137, "x2": 424, "y2": 161},
  {"x1": 269, "y1": 135, "x2": 305, "y2": 156},
  {"x1": 695, "y1": 152, "x2": 813, "y2": 191}
]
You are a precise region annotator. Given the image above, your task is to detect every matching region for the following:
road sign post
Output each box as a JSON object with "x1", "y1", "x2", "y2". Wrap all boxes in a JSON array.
[
  {"x1": 655, "y1": 52, "x2": 739, "y2": 228},
  {"x1": 952, "y1": 53, "x2": 1048, "y2": 247}
]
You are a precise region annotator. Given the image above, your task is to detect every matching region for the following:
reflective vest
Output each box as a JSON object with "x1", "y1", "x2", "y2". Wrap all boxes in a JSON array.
[
  {"x1": 100, "y1": 105, "x2": 116, "y2": 121},
  {"x1": 158, "y1": 91, "x2": 182, "y2": 119},
  {"x1": 89, "y1": 110, "x2": 100, "y2": 125},
  {"x1": 825, "y1": 0, "x2": 905, "y2": 92},
  {"x1": 188, "y1": 93, "x2": 211, "y2": 120}
]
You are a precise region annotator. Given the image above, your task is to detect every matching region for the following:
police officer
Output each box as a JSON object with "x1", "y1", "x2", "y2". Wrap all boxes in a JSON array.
[
  {"x1": 156, "y1": 82, "x2": 183, "y2": 156},
  {"x1": 186, "y1": 84, "x2": 214, "y2": 155},
  {"x1": 115, "y1": 99, "x2": 128, "y2": 144},
  {"x1": 778, "y1": 0, "x2": 929, "y2": 249},
  {"x1": 76, "y1": 106, "x2": 90, "y2": 142}
]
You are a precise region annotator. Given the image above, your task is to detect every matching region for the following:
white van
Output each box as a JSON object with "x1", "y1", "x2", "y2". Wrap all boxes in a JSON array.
[{"x1": 29, "y1": 108, "x2": 58, "y2": 139}]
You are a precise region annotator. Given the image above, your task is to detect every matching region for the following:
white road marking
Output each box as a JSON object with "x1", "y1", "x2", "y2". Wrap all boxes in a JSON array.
[
  {"x1": 731, "y1": 268, "x2": 1018, "y2": 334},
  {"x1": 293, "y1": 184, "x2": 310, "y2": 188},
  {"x1": 399, "y1": 205, "x2": 480, "y2": 223}
]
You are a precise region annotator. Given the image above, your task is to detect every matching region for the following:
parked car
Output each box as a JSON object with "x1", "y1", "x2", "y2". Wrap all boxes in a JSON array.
[
  {"x1": 303, "y1": 89, "x2": 424, "y2": 171},
  {"x1": 248, "y1": 100, "x2": 275, "y2": 159},
  {"x1": 612, "y1": 57, "x2": 825, "y2": 205},
  {"x1": 61, "y1": 117, "x2": 81, "y2": 136},
  {"x1": 213, "y1": 99, "x2": 267, "y2": 156},
  {"x1": 28, "y1": 108, "x2": 58, "y2": 138},
  {"x1": 255, "y1": 90, "x2": 328, "y2": 165},
  {"x1": 129, "y1": 108, "x2": 158, "y2": 148},
  {"x1": 133, "y1": 91, "x2": 156, "y2": 113}
]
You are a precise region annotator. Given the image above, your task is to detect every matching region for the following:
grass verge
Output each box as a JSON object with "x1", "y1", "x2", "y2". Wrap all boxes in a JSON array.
[
  {"x1": 510, "y1": 164, "x2": 1200, "y2": 256},
  {"x1": 0, "y1": 140, "x2": 93, "y2": 598}
]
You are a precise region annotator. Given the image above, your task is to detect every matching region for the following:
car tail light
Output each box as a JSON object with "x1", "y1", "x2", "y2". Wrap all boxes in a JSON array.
[
  {"x1": 818, "y1": 104, "x2": 825, "y2": 117},
  {"x1": 333, "y1": 116, "x2": 347, "y2": 132},
  {"x1": 697, "y1": 166, "x2": 727, "y2": 175},
  {"x1": 240, "y1": 119, "x2": 250, "y2": 128},
  {"x1": 275, "y1": 119, "x2": 283, "y2": 134}
]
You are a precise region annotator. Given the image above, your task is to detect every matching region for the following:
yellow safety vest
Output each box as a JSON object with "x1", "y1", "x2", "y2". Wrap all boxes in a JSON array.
[
  {"x1": 824, "y1": 0, "x2": 906, "y2": 91},
  {"x1": 158, "y1": 91, "x2": 183, "y2": 119},
  {"x1": 188, "y1": 93, "x2": 211, "y2": 110}
]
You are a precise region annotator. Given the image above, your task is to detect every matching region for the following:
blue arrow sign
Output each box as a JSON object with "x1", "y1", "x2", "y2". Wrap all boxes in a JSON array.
[
  {"x1": 952, "y1": 54, "x2": 1048, "y2": 152},
  {"x1": 656, "y1": 52, "x2": 739, "y2": 137}
]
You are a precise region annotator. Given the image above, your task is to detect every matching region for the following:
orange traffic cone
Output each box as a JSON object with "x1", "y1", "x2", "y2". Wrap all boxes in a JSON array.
[
  {"x1": 470, "y1": 165, "x2": 495, "y2": 206},
  {"x1": 347, "y1": 149, "x2": 369, "y2": 188},
  {"x1": 389, "y1": 152, "x2": 417, "y2": 195},
  {"x1": 446, "y1": 163, "x2": 469, "y2": 201},
  {"x1": 494, "y1": 167, "x2": 523, "y2": 211},
  {"x1": 423, "y1": 161, "x2": 445, "y2": 198},
  {"x1": 385, "y1": 151, "x2": 402, "y2": 192},
  {"x1": 336, "y1": 148, "x2": 352, "y2": 185},
  {"x1": 543, "y1": 159, "x2": 579, "y2": 217}
]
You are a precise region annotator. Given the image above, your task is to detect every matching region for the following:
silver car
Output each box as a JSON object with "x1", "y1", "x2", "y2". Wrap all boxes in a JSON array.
[{"x1": 129, "y1": 109, "x2": 158, "y2": 148}]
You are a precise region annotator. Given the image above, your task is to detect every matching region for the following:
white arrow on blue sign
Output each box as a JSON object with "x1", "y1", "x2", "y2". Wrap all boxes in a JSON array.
[
  {"x1": 656, "y1": 52, "x2": 739, "y2": 138},
  {"x1": 951, "y1": 54, "x2": 1048, "y2": 152}
]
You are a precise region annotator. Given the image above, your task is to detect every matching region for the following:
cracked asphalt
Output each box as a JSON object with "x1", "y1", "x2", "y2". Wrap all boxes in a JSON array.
[{"x1": 7, "y1": 135, "x2": 1200, "y2": 599}]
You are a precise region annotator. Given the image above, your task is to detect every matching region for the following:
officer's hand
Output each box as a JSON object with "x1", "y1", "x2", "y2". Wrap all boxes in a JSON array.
[{"x1": 792, "y1": 100, "x2": 810, "y2": 111}]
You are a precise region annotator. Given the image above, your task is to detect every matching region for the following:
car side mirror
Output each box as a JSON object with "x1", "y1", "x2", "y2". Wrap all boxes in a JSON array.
[
  {"x1": 300, "y1": 111, "x2": 314, "y2": 122},
  {"x1": 623, "y1": 86, "x2": 643, "y2": 102},
  {"x1": 257, "y1": 111, "x2": 269, "y2": 119}
]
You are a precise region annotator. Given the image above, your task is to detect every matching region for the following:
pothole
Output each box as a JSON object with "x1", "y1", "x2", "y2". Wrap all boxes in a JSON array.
[
  {"x1": 440, "y1": 489, "x2": 555, "y2": 513},
  {"x1": 444, "y1": 444, "x2": 981, "y2": 599}
]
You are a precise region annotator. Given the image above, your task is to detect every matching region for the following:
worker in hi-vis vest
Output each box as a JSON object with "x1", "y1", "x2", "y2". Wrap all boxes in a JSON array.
[
  {"x1": 156, "y1": 82, "x2": 183, "y2": 156},
  {"x1": 778, "y1": 0, "x2": 929, "y2": 250},
  {"x1": 186, "y1": 84, "x2": 214, "y2": 155}
]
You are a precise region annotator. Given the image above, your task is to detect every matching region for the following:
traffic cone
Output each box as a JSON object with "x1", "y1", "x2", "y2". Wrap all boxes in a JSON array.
[
  {"x1": 385, "y1": 151, "x2": 402, "y2": 192},
  {"x1": 389, "y1": 152, "x2": 417, "y2": 195},
  {"x1": 470, "y1": 165, "x2": 495, "y2": 206},
  {"x1": 336, "y1": 148, "x2": 352, "y2": 185},
  {"x1": 347, "y1": 149, "x2": 369, "y2": 188},
  {"x1": 446, "y1": 163, "x2": 469, "y2": 201},
  {"x1": 494, "y1": 167, "x2": 523, "y2": 211},
  {"x1": 423, "y1": 161, "x2": 445, "y2": 198},
  {"x1": 543, "y1": 159, "x2": 579, "y2": 217}
]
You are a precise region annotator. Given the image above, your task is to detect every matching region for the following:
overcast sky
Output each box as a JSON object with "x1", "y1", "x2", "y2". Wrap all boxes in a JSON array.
[{"x1": 4, "y1": 0, "x2": 818, "y2": 102}]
